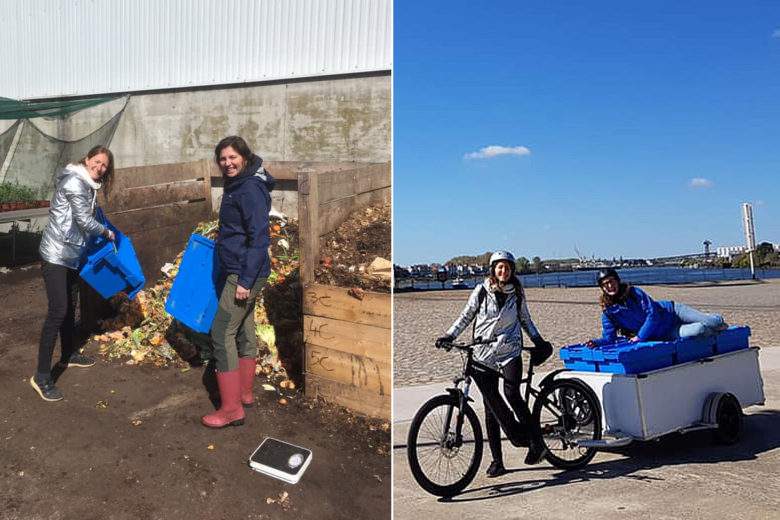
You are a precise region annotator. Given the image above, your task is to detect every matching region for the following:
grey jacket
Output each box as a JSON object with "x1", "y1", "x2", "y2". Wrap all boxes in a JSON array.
[
  {"x1": 446, "y1": 278, "x2": 541, "y2": 370},
  {"x1": 39, "y1": 164, "x2": 107, "y2": 269}
]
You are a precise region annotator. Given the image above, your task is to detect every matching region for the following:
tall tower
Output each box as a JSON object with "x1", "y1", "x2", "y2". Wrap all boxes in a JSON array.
[{"x1": 703, "y1": 240, "x2": 711, "y2": 257}]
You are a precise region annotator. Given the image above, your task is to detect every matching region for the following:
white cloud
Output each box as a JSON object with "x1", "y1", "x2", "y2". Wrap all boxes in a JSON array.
[
  {"x1": 772, "y1": 29, "x2": 780, "y2": 38},
  {"x1": 689, "y1": 177, "x2": 713, "y2": 189},
  {"x1": 464, "y1": 145, "x2": 531, "y2": 160}
]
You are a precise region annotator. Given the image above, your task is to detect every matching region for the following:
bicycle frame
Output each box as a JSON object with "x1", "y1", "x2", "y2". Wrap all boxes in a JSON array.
[{"x1": 445, "y1": 343, "x2": 558, "y2": 447}]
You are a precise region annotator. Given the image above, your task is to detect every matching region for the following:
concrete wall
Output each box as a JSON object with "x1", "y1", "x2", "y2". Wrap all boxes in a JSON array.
[
  {"x1": 1, "y1": 72, "x2": 390, "y2": 221},
  {"x1": 57, "y1": 72, "x2": 390, "y2": 167}
]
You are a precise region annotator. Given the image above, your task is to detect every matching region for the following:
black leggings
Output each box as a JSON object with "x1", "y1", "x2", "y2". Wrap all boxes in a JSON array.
[
  {"x1": 471, "y1": 356, "x2": 535, "y2": 464},
  {"x1": 36, "y1": 262, "x2": 78, "y2": 379}
]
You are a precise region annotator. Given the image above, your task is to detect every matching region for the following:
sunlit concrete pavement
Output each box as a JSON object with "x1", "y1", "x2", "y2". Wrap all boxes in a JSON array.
[{"x1": 393, "y1": 348, "x2": 780, "y2": 520}]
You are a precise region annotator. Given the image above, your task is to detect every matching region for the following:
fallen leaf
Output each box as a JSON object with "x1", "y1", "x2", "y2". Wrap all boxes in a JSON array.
[
  {"x1": 207, "y1": 444, "x2": 215, "y2": 450},
  {"x1": 131, "y1": 419, "x2": 142, "y2": 427},
  {"x1": 262, "y1": 384, "x2": 276, "y2": 392},
  {"x1": 347, "y1": 287, "x2": 365, "y2": 300},
  {"x1": 96, "y1": 400, "x2": 108, "y2": 409},
  {"x1": 278, "y1": 398, "x2": 288, "y2": 405}
]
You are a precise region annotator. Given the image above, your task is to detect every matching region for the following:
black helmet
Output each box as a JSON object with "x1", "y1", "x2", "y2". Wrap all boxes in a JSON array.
[{"x1": 597, "y1": 268, "x2": 620, "y2": 286}]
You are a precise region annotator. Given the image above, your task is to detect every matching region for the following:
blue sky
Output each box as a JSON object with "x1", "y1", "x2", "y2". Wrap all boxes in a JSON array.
[{"x1": 393, "y1": 1, "x2": 780, "y2": 265}]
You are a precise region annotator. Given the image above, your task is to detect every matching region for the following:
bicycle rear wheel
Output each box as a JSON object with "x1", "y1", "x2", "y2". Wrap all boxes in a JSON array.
[
  {"x1": 406, "y1": 394, "x2": 483, "y2": 497},
  {"x1": 532, "y1": 378, "x2": 601, "y2": 469}
]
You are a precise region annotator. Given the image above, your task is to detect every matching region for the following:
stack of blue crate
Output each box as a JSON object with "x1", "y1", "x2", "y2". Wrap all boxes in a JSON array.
[{"x1": 559, "y1": 326, "x2": 751, "y2": 375}]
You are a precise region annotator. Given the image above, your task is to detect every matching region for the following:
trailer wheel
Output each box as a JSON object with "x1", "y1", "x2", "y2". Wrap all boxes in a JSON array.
[{"x1": 703, "y1": 393, "x2": 742, "y2": 445}]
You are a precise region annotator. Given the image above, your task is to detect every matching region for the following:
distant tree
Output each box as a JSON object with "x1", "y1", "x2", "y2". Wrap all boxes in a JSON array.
[
  {"x1": 733, "y1": 253, "x2": 750, "y2": 268},
  {"x1": 446, "y1": 251, "x2": 493, "y2": 266},
  {"x1": 532, "y1": 256, "x2": 543, "y2": 274},
  {"x1": 516, "y1": 256, "x2": 531, "y2": 274},
  {"x1": 756, "y1": 242, "x2": 774, "y2": 263}
]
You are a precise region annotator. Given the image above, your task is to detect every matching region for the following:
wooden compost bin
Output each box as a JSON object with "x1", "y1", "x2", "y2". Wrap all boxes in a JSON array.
[{"x1": 298, "y1": 163, "x2": 391, "y2": 419}]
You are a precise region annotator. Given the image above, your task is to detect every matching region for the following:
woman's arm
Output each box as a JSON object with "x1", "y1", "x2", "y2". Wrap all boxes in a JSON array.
[
  {"x1": 634, "y1": 287, "x2": 661, "y2": 341},
  {"x1": 237, "y1": 185, "x2": 269, "y2": 291},
  {"x1": 601, "y1": 312, "x2": 618, "y2": 341},
  {"x1": 516, "y1": 284, "x2": 540, "y2": 339},
  {"x1": 62, "y1": 178, "x2": 106, "y2": 238},
  {"x1": 445, "y1": 285, "x2": 483, "y2": 339}
]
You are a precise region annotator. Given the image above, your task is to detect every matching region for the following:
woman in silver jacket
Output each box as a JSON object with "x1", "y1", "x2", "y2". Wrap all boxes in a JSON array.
[
  {"x1": 437, "y1": 250, "x2": 554, "y2": 477},
  {"x1": 31, "y1": 146, "x2": 115, "y2": 402}
]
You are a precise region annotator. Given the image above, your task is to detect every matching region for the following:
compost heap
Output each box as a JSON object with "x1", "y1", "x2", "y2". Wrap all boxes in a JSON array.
[
  {"x1": 89, "y1": 215, "x2": 302, "y2": 386},
  {"x1": 314, "y1": 202, "x2": 391, "y2": 292}
]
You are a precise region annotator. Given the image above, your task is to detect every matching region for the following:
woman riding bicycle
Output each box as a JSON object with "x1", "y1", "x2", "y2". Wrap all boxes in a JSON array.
[{"x1": 436, "y1": 250, "x2": 554, "y2": 477}]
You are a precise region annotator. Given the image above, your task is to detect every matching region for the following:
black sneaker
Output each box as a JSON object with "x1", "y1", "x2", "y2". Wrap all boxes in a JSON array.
[
  {"x1": 30, "y1": 376, "x2": 64, "y2": 402},
  {"x1": 61, "y1": 352, "x2": 96, "y2": 368},
  {"x1": 485, "y1": 460, "x2": 507, "y2": 478},
  {"x1": 524, "y1": 439, "x2": 548, "y2": 466}
]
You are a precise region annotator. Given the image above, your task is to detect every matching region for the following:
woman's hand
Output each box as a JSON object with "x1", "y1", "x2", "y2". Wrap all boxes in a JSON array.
[
  {"x1": 235, "y1": 284, "x2": 250, "y2": 300},
  {"x1": 629, "y1": 336, "x2": 640, "y2": 343},
  {"x1": 103, "y1": 228, "x2": 115, "y2": 241}
]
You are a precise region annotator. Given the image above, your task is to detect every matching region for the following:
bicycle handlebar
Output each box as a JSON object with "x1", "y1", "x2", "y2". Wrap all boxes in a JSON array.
[{"x1": 437, "y1": 340, "x2": 541, "y2": 353}]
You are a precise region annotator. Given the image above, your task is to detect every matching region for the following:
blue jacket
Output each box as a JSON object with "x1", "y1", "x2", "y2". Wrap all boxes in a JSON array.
[
  {"x1": 216, "y1": 155, "x2": 274, "y2": 289},
  {"x1": 601, "y1": 286, "x2": 679, "y2": 342}
]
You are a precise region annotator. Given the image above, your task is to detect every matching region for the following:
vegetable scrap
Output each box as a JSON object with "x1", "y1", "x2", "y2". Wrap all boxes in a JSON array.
[
  {"x1": 314, "y1": 203, "x2": 391, "y2": 292},
  {"x1": 89, "y1": 215, "x2": 301, "y2": 389}
]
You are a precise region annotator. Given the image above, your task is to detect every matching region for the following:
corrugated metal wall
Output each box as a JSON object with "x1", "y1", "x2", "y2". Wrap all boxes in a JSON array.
[{"x1": 0, "y1": 0, "x2": 392, "y2": 100}]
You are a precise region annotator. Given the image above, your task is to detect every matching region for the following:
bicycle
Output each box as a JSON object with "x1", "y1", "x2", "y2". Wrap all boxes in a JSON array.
[{"x1": 406, "y1": 340, "x2": 602, "y2": 497}]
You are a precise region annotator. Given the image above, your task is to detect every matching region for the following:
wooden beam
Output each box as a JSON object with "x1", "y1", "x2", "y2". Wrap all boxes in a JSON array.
[
  {"x1": 304, "y1": 373, "x2": 390, "y2": 419},
  {"x1": 318, "y1": 187, "x2": 391, "y2": 236},
  {"x1": 110, "y1": 160, "x2": 214, "y2": 191},
  {"x1": 106, "y1": 201, "x2": 209, "y2": 234},
  {"x1": 303, "y1": 283, "x2": 390, "y2": 329},
  {"x1": 297, "y1": 170, "x2": 319, "y2": 285},
  {"x1": 303, "y1": 315, "x2": 390, "y2": 363},
  {"x1": 105, "y1": 180, "x2": 208, "y2": 212},
  {"x1": 316, "y1": 163, "x2": 390, "y2": 204},
  {"x1": 304, "y1": 343, "x2": 390, "y2": 396}
]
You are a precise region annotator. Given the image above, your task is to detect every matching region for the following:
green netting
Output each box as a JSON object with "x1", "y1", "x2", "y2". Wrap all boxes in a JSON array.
[
  {"x1": 4, "y1": 109, "x2": 124, "y2": 199},
  {"x1": 0, "y1": 120, "x2": 21, "y2": 175},
  {"x1": 0, "y1": 96, "x2": 121, "y2": 120}
]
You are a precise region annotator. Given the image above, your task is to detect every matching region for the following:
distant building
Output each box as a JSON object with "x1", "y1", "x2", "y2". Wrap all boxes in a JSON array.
[{"x1": 717, "y1": 246, "x2": 747, "y2": 259}]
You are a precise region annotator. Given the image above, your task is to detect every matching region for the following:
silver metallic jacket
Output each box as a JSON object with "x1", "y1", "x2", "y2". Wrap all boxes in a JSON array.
[
  {"x1": 39, "y1": 164, "x2": 107, "y2": 269},
  {"x1": 446, "y1": 278, "x2": 541, "y2": 370}
]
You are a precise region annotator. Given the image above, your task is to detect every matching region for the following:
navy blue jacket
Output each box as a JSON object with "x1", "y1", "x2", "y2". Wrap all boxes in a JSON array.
[
  {"x1": 216, "y1": 155, "x2": 274, "y2": 288},
  {"x1": 601, "y1": 286, "x2": 679, "y2": 342}
]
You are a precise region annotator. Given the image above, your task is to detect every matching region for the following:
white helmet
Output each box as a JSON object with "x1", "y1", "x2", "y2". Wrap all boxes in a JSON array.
[{"x1": 489, "y1": 250, "x2": 516, "y2": 266}]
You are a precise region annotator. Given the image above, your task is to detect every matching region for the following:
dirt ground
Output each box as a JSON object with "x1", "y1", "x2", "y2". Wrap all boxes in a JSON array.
[{"x1": 0, "y1": 266, "x2": 390, "y2": 520}]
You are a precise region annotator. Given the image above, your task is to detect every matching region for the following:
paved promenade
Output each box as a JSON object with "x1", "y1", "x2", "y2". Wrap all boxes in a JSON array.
[{"x1": 393, "y1": 348, "x2": 780, "y2": 520}]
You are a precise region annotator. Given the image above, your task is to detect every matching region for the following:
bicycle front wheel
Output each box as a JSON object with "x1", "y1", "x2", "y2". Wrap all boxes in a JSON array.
[
  {"x1": 406, "y1": 394, "x2": 483, "y2": 497},
  {"x1": 533, "y1": 378, "x2": 601, "y2": 470}
]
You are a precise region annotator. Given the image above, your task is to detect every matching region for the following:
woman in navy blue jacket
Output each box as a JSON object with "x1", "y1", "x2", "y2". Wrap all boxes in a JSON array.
[
  {"x1": 202, "y1": 136, "x2": 274, "y2": 428},
  {"x1": 591, "y1": 269, "x2": 727, "y2": 345}
]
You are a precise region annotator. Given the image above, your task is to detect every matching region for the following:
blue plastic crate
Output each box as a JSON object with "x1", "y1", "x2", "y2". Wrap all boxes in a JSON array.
[
  {"x1": 714, "y1": 326, "x2": 751, "y2": 354},
  {"x1": 560, "y1": 340, "x2": 676, "y2": 374},
  {"x1": 673, "y1": 334, "x2": 716, "y2": 364},
  {"x1": 79, "y1": 221, "x2": 145, "y2": 300},
  {"x1": 164, "y1": 234, "x2": 220, "y2": 333}
]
